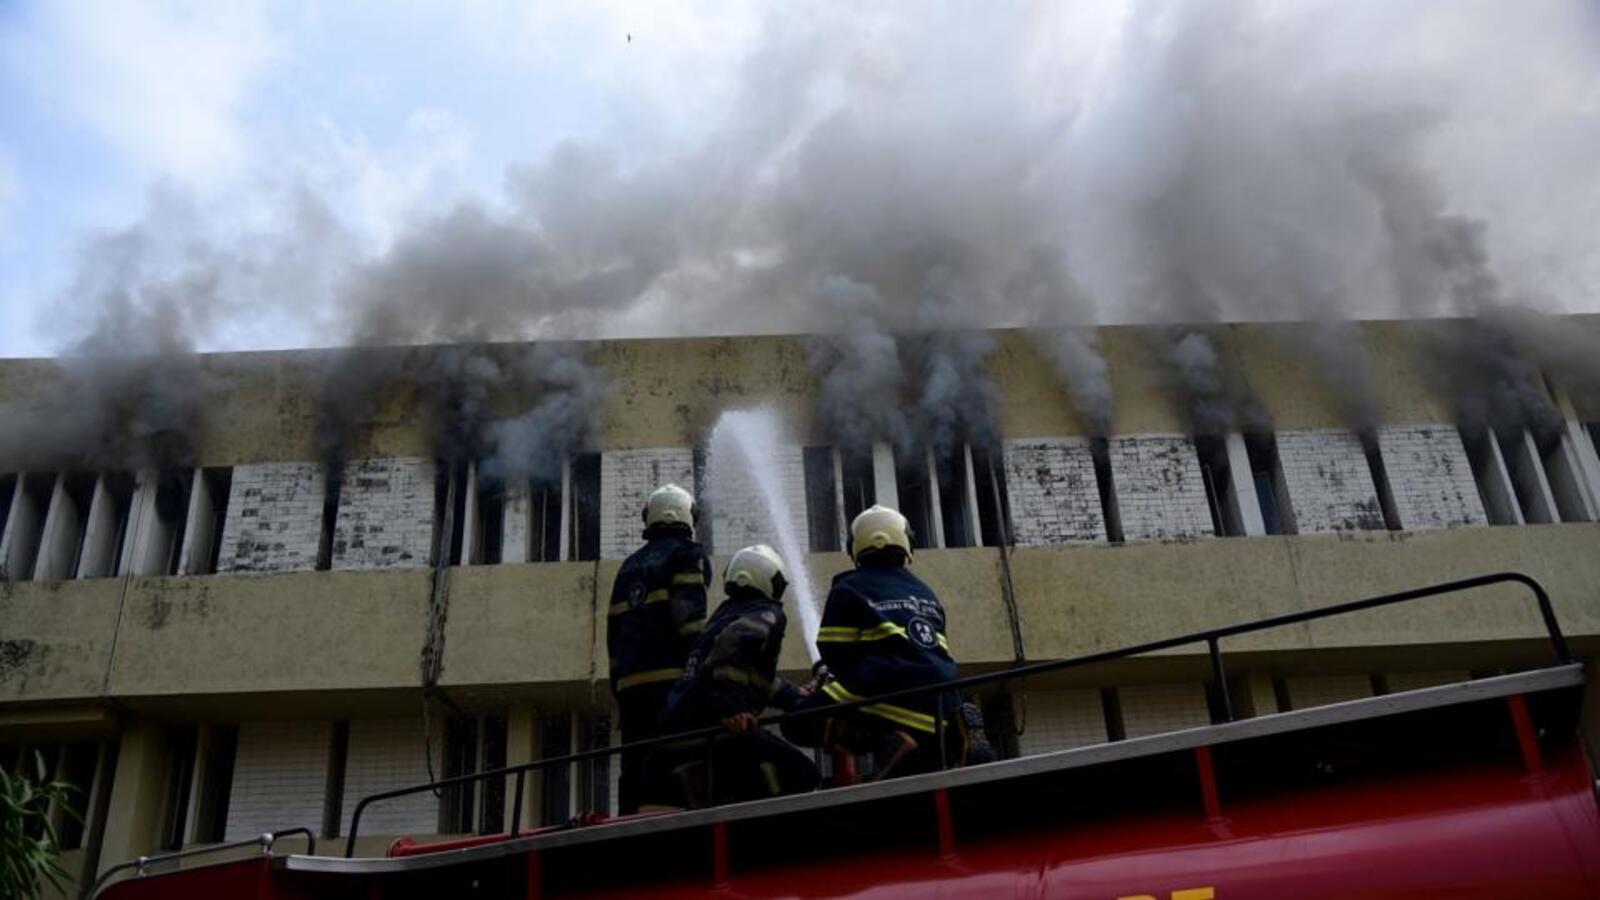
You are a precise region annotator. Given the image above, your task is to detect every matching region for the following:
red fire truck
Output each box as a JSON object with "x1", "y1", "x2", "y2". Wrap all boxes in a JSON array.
[{"x1": 92, "y1": 573, "x2": 1600, "y2": 898}]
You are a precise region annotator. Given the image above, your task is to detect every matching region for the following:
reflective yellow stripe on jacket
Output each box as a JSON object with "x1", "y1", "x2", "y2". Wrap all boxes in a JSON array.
[
  {"x1": 821, "y1": 680, "x2": 937, "y2": 733},
  {"x1": 816, "y1": 624, "x2": 949, "y2": 651},
  {"x1": 608, "y1": 588, "x2": 669, "y2": 616},
  {"x1": 616, "y1": 667, "x2": 683, "y2": 691}
]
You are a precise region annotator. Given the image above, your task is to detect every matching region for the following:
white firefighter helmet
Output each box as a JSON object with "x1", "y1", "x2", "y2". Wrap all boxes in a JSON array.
[
  {"x1": 849, "y1": 505, "x2": 913, "y2": 563},
  {"x1": 724, "y1": 543, "x2": 789, "y2": 601},
  {"x1": 642, "y1": 483, "x2": 696, "y2": 530}
]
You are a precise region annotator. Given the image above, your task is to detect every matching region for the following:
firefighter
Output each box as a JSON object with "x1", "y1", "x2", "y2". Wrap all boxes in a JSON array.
[
  {"x1": 783, "y1": 504, "x2": 970, "y2": 779},
  {"x1": 608, "y1": 483, "x2": 711, "y2": 814},
  {"x1": 642, "y1": 544, "x2": 820, "y2": 809}
]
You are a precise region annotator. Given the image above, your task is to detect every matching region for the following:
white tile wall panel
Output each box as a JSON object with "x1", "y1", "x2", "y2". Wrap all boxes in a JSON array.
[
  {"x1": 1108, "y1": 436, "x2": 1214, "y2": 542},
  {"x1": 1285, "y1": 675, "x2": 1374, "y2": 710},
  {"x1": 600, "y1": 448, "x2": 695, "y2": 561},
  {"x1": 224, "y1": 721, "x2": 331, "y2": 840},
  {"x1": 219, "y1": 463, "x2": 327, "y2": 573},
  {"x1": 1119, "y1": 683, "x2": 1212, "y2": 738},
  {"x1": 705, "y1": 443, "x2": 808, "y2": 556},
  {"x1": 1376, "y1": 426, "x2": 1489, "y2": 530},
  {"x1": 1002, "y1": 439, "x2": 1106, "y2": 545},
  {"x1": 332, "y1": 457, "x2": 437, "y2": 570},
  {"x1": 1015, "y1": 689, "x2": 1108, "y2": 755},
  {"x1": 1275, "y1": 430, "x2": 1385, "y2": 533},
  {"x1": 341, "y1": 719, "x2": 441, "y2": 836}
]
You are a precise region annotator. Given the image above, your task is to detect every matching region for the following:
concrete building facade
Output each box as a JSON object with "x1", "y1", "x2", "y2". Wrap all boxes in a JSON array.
[{"x1": 3, "y1": 318, "x2": 1600, "y2": 896}]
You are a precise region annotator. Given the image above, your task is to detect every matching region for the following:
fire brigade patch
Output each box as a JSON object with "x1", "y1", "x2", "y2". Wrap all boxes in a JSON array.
[{"x1": 907, "y1": 615, "x2": 939, "y2": 650}]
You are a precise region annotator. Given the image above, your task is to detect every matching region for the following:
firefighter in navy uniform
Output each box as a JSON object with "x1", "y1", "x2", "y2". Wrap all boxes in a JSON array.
[
  {"x1": 642, "y1": 544, "x2": 820, "y2": 809},
  {"x1": 784, "y1": 504, "x2": 977, "y2": 779},
  {"x1": 608, "y1": 483, "x2": 712, "y2": 814}
]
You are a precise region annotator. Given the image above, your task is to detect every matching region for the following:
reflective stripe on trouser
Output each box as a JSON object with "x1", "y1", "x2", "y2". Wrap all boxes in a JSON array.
[
  {"x1": 821, "y1": 679, "x2": 937, "y2": 733},
  {"x1": 616, "y1": 667, "x2": 683, "y2": 691}
]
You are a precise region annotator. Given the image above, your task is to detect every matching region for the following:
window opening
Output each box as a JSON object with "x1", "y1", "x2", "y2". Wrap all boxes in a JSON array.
[
  {"x1": 161, "y1": 726, "x2": 199, "y2": 851},
  {"x1": 1494, "y1": 428, "x2": 1555, "y2": 524},
  {"x1": 935, "y1": 446, "x2": 975, "y2": 548},
  {"x1": 569, "y1": 454, "x2": 601, "y2": 562},
  {"x1": 475, "y1": 470, "x2": 506, "y2": 564},
  {"x1": 323, "y1": 722, "x2": 349, "y2": 839},
  {"x1": 969, "y1": 443, "x2": 1011, "y2": 548},
  {"x1": 479, "y1": 715, "x2": 506, "y2": 834},
  {"x1": 201, "y1": 468, "x2": 233, "y2": 575},
  {"x1": 104, "y1": 472, "x2": 136, "y2": 576},
  {"x1": 57, "y1": 743, "x2": 101, "y2": 850},
  {"x1": 1358, "y1": 432, "x2": 1402, "y2": 531},
  {"x1": 153, "y1": 469, "x2": 195, "y2": 576},
  {"x1": 803, "y1": 446, "x2": 840, "y2": 553},
  {"x1": 58, "y1": 473, "x2": 97, "y2": 577},
  {"x1": 894, "y1": 452, "x2": 935, "y2": 550},
  {"x1": 1243, "y1": 434, "x2": 1294, "y2": 535},
  {"x1": 579, "y1": 712, "x2": 612, "y2": 817},
  {"x1": 838, "y1": 448, "x2": 876, "y2": 526},
  {"x1": 539, "y1": 713, "x2": 573, "y2": 825},
  {"x1": 437, "y1": 461, "x2": 470, "y2": 566},
  {"x1": 192, "y1": 726, "x2": 237, "y2": 843},
  {"x1": 528, "y1": 477, "x2": 563, "y2": 562},
  {"x1": 1458, "y1": 427, "x2": 1518, "y2": 525},
  {"x1": 691, "y1": 445, "x2": 714, "y2": 553},
  {"x1": 1534, "y1": 428, "x2": 1592, "y2": 522},
  {"x1": 5, "y1": 473, "x2": 54, "y2": 579},
  {"x1": 1194, "y1": 436, "x2": 1243, "y2": 537},
  {"x1": 442, "y1": 717, "x2": 480, "y2": 833},
  {"x1": 0, "y1": 474, "x2": 13, "y2": 549},
  {"x1": 316, "y1": 462, "x2": 343, "y2": 571},
  {"x1": 1089, "y1": 438, "x2": 1124, "y2": 543}
]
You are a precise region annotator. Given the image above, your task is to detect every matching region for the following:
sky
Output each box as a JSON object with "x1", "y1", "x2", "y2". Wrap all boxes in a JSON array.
[{"x1": 0, "y1": 1, "x2": 1596, "y2": 359}]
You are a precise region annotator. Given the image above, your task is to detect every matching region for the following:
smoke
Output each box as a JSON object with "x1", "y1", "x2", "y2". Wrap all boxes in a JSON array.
[
  {"x1": 481, "y1": 343, "x2": 608, "y2": 486},
  {"x1": 15, "y1": 2, "x2": 1600, "y2": 467}
]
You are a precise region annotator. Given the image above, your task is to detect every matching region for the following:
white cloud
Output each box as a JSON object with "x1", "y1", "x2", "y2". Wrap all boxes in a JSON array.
[{"x1": 6, "y1": 1, "x2": 276, "y2": 182}]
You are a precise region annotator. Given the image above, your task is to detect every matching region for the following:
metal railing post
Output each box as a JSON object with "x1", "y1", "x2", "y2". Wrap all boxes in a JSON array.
[
  {"x1": 1208, "y1": 637, "x2": 1232, "y2": 722},
  {"x1": 510, "y1": 770, "x2": 525, "y2": 837}
]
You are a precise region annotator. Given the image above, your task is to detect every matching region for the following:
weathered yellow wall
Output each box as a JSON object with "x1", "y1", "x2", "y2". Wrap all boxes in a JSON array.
[
  {"x1": 0, "y1": 578, "x2": 123, "y2": 702},
  {"x1": 4, "y1": 525, "x2": 1597, "y2": 713}
]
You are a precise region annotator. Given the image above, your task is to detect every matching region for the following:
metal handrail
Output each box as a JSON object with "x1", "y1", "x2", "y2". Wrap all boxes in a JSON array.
[
  {"x1": 92, "y1": 828, "x2": 315, "y2": 895},
  {"x1": 345, "y1": 571, "x2": 1569, "y2": 855}
]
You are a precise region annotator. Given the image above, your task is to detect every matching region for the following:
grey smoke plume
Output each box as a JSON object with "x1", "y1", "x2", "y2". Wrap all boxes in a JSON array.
[
  {"x1": 20, "y1": 2, "x2": 1600, "y2": 465},
  {"x1": 481, "y1": 343, "x2": 608, "y2": 486},
  {"x1": 1031, "y1": 328, "x2": 1113, "y2": 438}
]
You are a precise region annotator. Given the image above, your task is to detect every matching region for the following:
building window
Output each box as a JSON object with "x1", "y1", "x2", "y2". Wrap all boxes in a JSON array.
[
  {"x1": 1359, "y1": 433, "x2": 1402, "y2": 531},
  {"x1": 316, "y1": 462, "x2": 343, "y2": 571},
  {"x1": 40, "y1": 472, "x2": 96, "y2": 580},
  {"x1": 1243, "y1": 434, "x2": 1295, "y2": 535},
  {"x1": 539, "y1": 712, "x2": 573, "y2": 826},
  {"x1": 1459, "y1": 426, "x2": 1520, "y2": 525},
  {"x1": 101, "y1": 471, "x2": 137, "y2": 576},
  {"x1": 1194, "y1": 436, "x2": 1244, "y2": 537},
  {"x1": 191, "y1": 726, "x2": 238, "y2": 844},
  {"x1": 1089, "y1": 438, "x2": 1124, "y2": 543},
  {"x1": 436, "y1": 461, "x2": 471, "y2": 566},
  {"x1": 1495, "y1": 428, "x2": 1556, "y2": 524},
  {"x1": 969, "y1": 443, "x2": 1012, "y2": 548},
  {"x1": 473, "y1": 468, "x2": 506, "y2": 565},
  {"x1": 1534, "y1": 429, "x2": 1593, "y2": 523},
  {"x1": 161, "y1": 725, "x2": 200, "y2": 851},
  {"x1": 528, "y1": 476, "x2": 563, "y2": 562},
  {"x1": 2, "y1": 472, "x2": 54, "y2": 580},
  {"x1": 569, "y1": 453, "x2": 601, "y2": 562},
  {"x1": 934, "y1": 446, "x2": 975, "y2": 548},
  {"x1": 0, "y1": 474, "x2": 13, "y2": 555},
  {"x1": 894, "y1": 452, "x2": 935, "y2": 550},
  {"x1": 802, "y1": 446, "x2": 840, "y2": 553},
  {"x1": 179, "y1": 467, "x2": 233, "y2": 576},
  {"x1": 838, "y1": 448, "x2": 876, "y2": 527}
]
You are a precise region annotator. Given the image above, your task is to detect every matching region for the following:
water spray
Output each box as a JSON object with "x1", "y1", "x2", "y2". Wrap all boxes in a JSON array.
[{"x1": 704, "y1": 408, "x2": 823, "y2": 663}]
